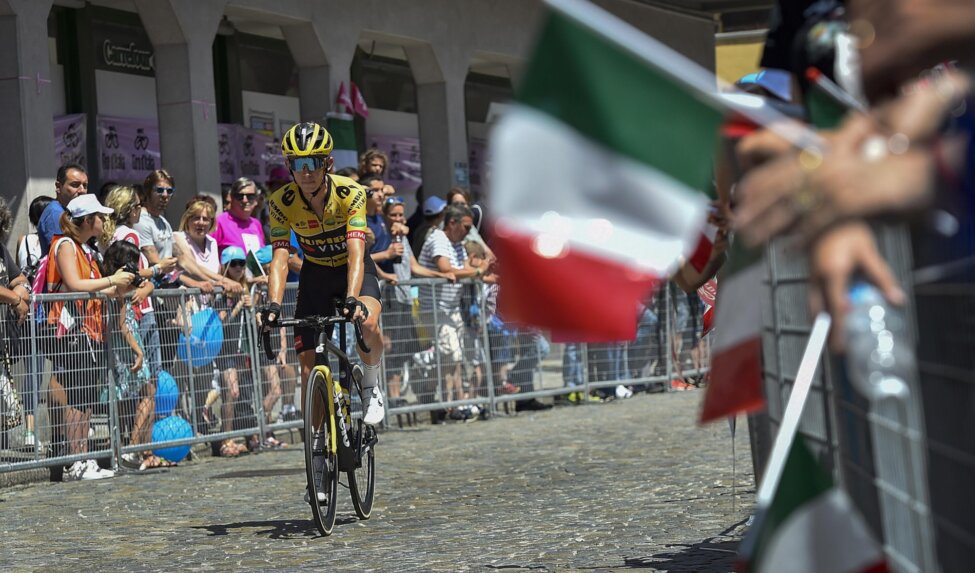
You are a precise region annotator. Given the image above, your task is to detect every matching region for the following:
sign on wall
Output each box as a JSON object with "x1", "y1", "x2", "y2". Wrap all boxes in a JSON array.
[
  {"x1": 366, "y1": 134, "x2": 421, "y2": 196},
  {"x1": 92, "y1": 19, "x2": 155, "y2": 77},
  {"x1": 218, "y1": 124, "x2": 239, "y2": 185},
  {"x1": 96, "y1": 115, "x2": 160, "y2": 183},
  {"x1": 55, "y1": 114, "x2": 87, "y2": 169}
]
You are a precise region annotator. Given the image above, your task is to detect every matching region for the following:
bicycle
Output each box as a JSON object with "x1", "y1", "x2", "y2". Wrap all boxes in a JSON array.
[{"x1": 262, "y1": 313, "x2": 378, "y2": 536}]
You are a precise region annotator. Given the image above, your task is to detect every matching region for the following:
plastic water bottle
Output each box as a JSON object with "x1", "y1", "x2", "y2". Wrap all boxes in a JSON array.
[{"x1": 845, "y1": 280, "x2": 914, "y2": 401}]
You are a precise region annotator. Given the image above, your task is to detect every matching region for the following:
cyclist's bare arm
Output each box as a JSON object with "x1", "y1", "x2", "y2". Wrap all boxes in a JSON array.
[
  {"x1": 267, "y1": 247, "x2": 290, "y2": 317},
  {"x1": 345, "y1": 238, "x2": 367, "y2": 321}
]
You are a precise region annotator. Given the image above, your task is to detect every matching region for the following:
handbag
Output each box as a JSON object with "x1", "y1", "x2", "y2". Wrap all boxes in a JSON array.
[{"x1": 0, "y1": 343, "x2": 22, "y2": 430}]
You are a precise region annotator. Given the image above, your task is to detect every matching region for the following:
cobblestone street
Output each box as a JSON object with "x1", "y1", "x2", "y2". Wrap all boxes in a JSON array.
[{"x1": 0, "y1": 390, "x2": 753, "y2": 572}]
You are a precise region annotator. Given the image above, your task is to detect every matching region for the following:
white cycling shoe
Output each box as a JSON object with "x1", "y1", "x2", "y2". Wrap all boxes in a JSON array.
[{"x1": 362, "y1": 386, "x2": 386, "y2": 425}]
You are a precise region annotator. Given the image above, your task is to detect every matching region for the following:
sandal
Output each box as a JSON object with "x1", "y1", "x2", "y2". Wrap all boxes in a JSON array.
[
  {"x1": 219, "y1": 441, "x2": 241, "y2": 458},
  {"x1": 263, "y1": 435, "x2": 288, "y2": 449},
  {"x1": 139, "y1": 454, "x2": 177, "y2": 470}
]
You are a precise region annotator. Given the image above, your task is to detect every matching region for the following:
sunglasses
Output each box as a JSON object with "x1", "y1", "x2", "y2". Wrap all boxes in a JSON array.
[
  {"x1": 287, "y1": 156, "x2": 326, "y2": 172},
  {"x1": 233, "y1": 192, "x2": 257, "y2": 202},
  {"x1": 228, "y1": 260, "x2": 246, "y2": 268},
  {"x1": 155, "y1": 186, "x2": 176, "y2": 196},
  {"x1": 384, "y1": 196, "x2": 404, "y2": 206}
]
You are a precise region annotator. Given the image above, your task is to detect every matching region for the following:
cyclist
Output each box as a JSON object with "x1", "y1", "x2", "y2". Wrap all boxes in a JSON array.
[{"x1": 261, "y1": 121, "x2": 387, "y2": 438}]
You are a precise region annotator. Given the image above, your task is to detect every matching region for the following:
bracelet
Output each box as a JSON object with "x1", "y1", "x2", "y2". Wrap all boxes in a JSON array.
[
  {"x1": 107, "y1": 276, "x2": 114, "y2": 287},
  {"x1": 152, "y1": 264, "x2": 161, "y2": 277}
]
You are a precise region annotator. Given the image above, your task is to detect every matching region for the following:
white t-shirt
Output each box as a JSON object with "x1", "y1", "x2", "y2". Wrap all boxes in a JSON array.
[
  {"x1": 133, "y1": 209, "x2": 174, "y2": 259},
  {"x1": 417, "y1": 228, "x2": 465, "y2": 312}
]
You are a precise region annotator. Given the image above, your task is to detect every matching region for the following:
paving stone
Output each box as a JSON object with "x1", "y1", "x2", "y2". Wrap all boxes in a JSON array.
[{"x1": 0, "y1": 390, "x2": 753, "y2": 572}]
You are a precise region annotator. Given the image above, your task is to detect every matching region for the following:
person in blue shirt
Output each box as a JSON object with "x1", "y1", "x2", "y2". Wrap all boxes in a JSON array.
[{"x1": 37, "y1": 163, "x2": 89, "y2": 254}]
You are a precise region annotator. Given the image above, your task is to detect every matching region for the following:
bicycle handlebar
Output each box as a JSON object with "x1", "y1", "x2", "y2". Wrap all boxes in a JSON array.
[{"x1": 261, "y1": 314, "x2": 371, "y2": 360}]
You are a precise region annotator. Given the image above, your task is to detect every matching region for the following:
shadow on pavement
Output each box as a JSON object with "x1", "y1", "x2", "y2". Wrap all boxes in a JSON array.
[
  {"x1": 192, "y1": 516, "x2": 358, "y2": 540},
  {"x1": 623, "y1": 538, "x2": 740, "y2": 572},
  {"x1": 209, "y1": 468, "x2": 304, "y2": 479}
]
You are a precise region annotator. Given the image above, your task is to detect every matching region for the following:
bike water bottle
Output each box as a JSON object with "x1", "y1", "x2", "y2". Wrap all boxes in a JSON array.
[{"x1": 844, "y1": 280, "x2": 914, "y2": 401}]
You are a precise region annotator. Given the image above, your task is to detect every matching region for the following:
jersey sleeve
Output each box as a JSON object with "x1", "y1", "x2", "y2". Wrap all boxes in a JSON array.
[
  {"x1": 267, "y1": 190, "x2": 292, "y2": 250},
  {"x1": 341, "y1": 181, "x2": 368, "y2": 242}
]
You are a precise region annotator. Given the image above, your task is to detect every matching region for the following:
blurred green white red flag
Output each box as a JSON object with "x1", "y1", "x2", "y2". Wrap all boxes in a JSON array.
[
  {"x1": 488, "y1": 0, "x2": 724, "y2": 341},
  {"x1": 736, "y1": 435, "x2": 888, "y2": 573}
]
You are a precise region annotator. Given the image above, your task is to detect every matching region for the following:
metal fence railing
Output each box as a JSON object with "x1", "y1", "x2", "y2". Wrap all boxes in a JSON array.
[
  {"x1": 752, "y1": 224, "x2": 942, "y2": 573},
  {"x1": 0, "y1": 278, "x2": 711, "y2": 477}
]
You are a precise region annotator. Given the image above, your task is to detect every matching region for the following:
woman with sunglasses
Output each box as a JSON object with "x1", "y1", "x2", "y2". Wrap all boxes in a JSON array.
[
  {"x1": 213, "y1": 177, "x2": 266, "y2": 259},
  {"x1": 262, "y1": 121, "x2": 388, "y2": 502}
]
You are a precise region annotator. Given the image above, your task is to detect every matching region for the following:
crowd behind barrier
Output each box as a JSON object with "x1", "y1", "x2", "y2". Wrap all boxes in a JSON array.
[{"x1": 0, "y1": 278, "x2": 711, "y2": 476}]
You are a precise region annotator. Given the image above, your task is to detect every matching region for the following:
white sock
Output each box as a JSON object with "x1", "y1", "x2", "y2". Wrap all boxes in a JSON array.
[{"x1": 361, "y1": 362, "x2": 380, "y2": 391}]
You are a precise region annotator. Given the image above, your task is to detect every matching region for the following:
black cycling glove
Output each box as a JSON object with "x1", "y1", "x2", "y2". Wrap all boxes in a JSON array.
[
  {"x1": 342, "y1": 296, "x2": 368, "y2": 320},
  {"x1": 261, "y1": 302, "x2": 282, "y2": 327}
]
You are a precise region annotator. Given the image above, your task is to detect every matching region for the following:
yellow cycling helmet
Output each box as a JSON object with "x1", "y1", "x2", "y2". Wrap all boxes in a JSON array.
[{"x1": 281, "y1": 121, "x2": 333, "y2": 158}]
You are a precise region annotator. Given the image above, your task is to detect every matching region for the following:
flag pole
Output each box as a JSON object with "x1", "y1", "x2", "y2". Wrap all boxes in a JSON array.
[
  {"x1": 543, "y1": 0, "x2": 825, "y2": 152},
  {"x1": 754, "y1": 312, "x2": 831, "y2": 508}
]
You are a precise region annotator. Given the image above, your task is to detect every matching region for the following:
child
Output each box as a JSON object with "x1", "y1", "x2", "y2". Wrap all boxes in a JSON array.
[{"x1": 101, "y1": 240, "x2": 174, "y2": 469}]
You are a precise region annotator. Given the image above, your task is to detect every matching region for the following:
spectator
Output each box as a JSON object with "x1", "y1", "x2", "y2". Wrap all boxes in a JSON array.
[
  {"x1": 335, "y1": 166, "x2": 359, "y2": 181},
  {"x1": 96, "y1": 181, "x2": 118, "y2": 205},
  {"x1": 380, "y1": 196, "x2": 456, "y2": 406},
  {"x1": 37, "y1": 162, "x2": 89, "y2": 254},
  {"x1": 417, "y1": 204, "x2": 490, "y2": 405},
  {"x1": 444, "y1": 187, "x2": 497, "y2": 263},
  {"x1": 358, "y1": 149, "x2": 396, "y2": 197},
  {"x1": 210, "y1": 246, "x2": 252, "y2": 457},
  {"x1": 406, "y1": 185, "x2": 425, "y2": 244},
  {"x1": 266, "y1": 164, "x2": 291, "y2": 193},
  {"x1": 15, "y1": 195, "x2": 54, "y2": 284},
  {"x1": 45, "y1": 195, "x2": 134, "y2": 481},
  {"x1": 363, "y1": 175, "x2": 401, "y2": 273},
  {"x1": 411, "y1": 195, "x2": 447, "y2": 256},
  {"x1": 0, "y1": 198, "x2": 30, "y2": 440},
  {"x1": 102, "y1": 186, "x2": 160, "y2": 386},
  {"x1": 100, "y1": 240, "x2": 173, "y2": 469},
  {"x1": 213, "y1": 177, "x2": 265, "y2": 256},
  {"x1": 12, "y1": 195, "x2": 52, "y2": 446}
]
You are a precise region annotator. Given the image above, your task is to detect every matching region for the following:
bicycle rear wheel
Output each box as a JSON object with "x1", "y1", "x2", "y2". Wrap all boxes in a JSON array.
[
  {"x1": 348, "y1": 420, "x2": 377, "y2": 519},
  {"x1": 304, "y1": 367, "x2": 338, "y2": 536}
]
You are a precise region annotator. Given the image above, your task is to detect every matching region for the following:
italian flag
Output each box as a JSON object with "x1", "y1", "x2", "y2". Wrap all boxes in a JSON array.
[
  {"x1": 737, "y1": 435, "x2": 888, "y2": 573},
  {"x1": 489, "y1": 0, "x2": 725, "y2": 341},
  {"x1": 700, "y1": 239, "x2": 765, "y2": 423},
  {"x1": 326, "y1": 112, "x2": 358, "y2": 171}
]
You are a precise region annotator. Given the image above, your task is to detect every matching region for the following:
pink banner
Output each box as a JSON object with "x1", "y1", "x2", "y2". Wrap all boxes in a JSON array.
[
  {"x1": 236, "y1": 125, "x2": 280, "y2": 185},
  {"x1": 468, "y1": 136, "x2": 487, "y2": 202},
  {"x1": 217, "y1": 124, "x2": 238, "y2": 185},
  {"x1": 54, "y1": 114, "x2": 87, "y2": 169},
  {"x1": 96, "y1": 115, "x2": 161, "y2": 183},
  {"x1": 366, "y1": 134, "x2": 421, "y2": 196}
]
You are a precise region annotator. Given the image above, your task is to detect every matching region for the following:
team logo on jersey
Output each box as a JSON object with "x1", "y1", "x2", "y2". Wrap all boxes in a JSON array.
[
  {"x1": 349, "y1": 216, "x2": 366, "y2": 227},
  {"x1": 324, "y1": 218, "x2": 336, "y2": 226},
  {"x1": 281, "y1": 188, "x2": 296, "y2": 206},
  {"x1": 308, "y1": 220, "x2": 320, "y2": 229},
  {"x1": 336, "y1": 185, "x2": 351, "y2": 199},
  {"x1": 270, "y1": 227, "x2": 289, "y2": 238}
]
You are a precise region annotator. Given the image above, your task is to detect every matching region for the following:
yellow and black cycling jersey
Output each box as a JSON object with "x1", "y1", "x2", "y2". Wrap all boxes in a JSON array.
[{"x1": 267, "y1": 174, "x2": 368, "y2": 267}]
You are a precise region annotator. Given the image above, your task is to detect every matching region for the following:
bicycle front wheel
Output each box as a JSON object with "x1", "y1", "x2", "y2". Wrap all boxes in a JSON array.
[
  {"x1": 304, "y1": 366, "x2": 338, "y2": 536},
  {"x1": 348, "y1": 420, "x2": 376, "y2": 519}
]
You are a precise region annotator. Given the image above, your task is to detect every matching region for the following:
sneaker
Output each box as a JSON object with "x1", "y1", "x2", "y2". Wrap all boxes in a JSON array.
[
  {"x1": 362, "y1": 386, "x2": 386, "y2": 425},
  {"x1": 80, "y1": 459, "x2": 115, "y2": 480},
  {"x1": 63, "y1": 461, "x2": 86, "y2": 482},
  {"x1": 615, "y1": 385, "x2": 634, "y2": 399},
  {"x1": 121, "y1": 452, "x2": 143, "y2": 468}
]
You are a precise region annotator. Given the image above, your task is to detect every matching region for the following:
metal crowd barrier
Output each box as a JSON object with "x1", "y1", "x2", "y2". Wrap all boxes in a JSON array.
[
  {"x1": 753, "y1": 225, "x2": 941, "y2": 573},
  {"x1": 0, "y1": 278, "x2": 710, "y2": 476}
]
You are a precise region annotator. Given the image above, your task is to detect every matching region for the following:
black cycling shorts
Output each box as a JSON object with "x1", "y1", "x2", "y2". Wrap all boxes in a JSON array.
[{"x1": 293, "y1": 256, "x2": 381, "y2": 353}]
